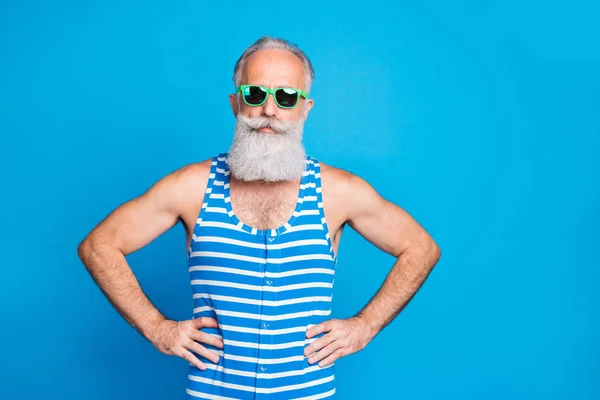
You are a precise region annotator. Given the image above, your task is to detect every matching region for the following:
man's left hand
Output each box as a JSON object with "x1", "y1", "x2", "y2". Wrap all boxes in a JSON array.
[{"x1": 304, "y1": 316, "x2": 376, "y2": 367}]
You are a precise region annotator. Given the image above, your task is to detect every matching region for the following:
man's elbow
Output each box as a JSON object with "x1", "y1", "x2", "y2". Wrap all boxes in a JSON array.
[
  {"x1": 77, "y1": 237, "x2": 91, "y2": 263},
  {"x1": 412, "y1": 236, "x2": 441, "y2": 266},
  {"x1": 402, "y1": 237, "x2": 441, "y2": 265},
  {"x1": 428, "y1": 239, "x2": 442, "y2": 265},
  {"x1": 77, "y1": 232, "x2": 100, "y2": 265}
]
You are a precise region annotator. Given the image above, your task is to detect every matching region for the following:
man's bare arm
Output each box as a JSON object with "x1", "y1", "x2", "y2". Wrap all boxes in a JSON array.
[
  {"x1": 344, "y1": 172, "x2": 442, "y2": 337},
  {"x1": 76, "y1": 160, "x2": 224, "y2": 369},
  {"x1": 77, "y1": 163, "x2": 200, "y2": 339},
  {"x1": 304, "y1": 169, "x2": 441, "y2": 367}
]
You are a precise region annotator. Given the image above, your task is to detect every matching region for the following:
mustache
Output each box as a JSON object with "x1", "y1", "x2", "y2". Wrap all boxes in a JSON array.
[{"x1": 237, "y1": 114, "x2": 301, "y2": 134}]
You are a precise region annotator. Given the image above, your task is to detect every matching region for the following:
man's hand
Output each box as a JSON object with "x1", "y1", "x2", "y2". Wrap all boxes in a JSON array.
[
  {"x1": 304, "y1": 316, "x2": 376, "y2": 367},
  {"x1": 151, "y1": 317, "x2": 224, "y2": 371}
]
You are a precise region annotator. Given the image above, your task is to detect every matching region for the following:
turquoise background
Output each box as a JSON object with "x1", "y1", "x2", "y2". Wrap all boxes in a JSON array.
[{"x1": 1, "y1": 0, "x2": 599, "y2": 399}]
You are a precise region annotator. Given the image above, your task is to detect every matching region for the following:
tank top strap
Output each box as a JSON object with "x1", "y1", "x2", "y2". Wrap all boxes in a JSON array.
[
  {"x1": 187, "y1": 153, "x2": 227, "y2": 260},
  {"x1": 304, "y1": 155, "x2": 321, "y2": 205},
  {"x1": 300, "y1": 155, "x2": 318, "y2": 202},
  {"x1": 305, "y1": 155, "x2": 338, "y2": 265},
  {"x1": 203, "y1": 153, "x2": 228, "y2": 208}
]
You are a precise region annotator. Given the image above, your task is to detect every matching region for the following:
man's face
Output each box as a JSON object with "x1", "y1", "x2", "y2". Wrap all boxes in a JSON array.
[
  {"x1": 229, "y1": 49, "x2": 314, "y2": 123},
  {"x1": 226, "y1": 49, "x2": 315, "y2": 182}
]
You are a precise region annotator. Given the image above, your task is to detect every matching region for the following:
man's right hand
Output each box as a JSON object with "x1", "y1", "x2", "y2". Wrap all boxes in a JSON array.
[{"x1": 151, "y1": 317, "x2": 224, "y2": 371}]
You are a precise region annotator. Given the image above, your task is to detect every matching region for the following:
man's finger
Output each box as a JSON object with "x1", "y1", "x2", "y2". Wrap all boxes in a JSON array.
[
  {"x1": 187, "y1": 340, "x2": 221, "y2": 364},
  {"x1": 318, "y1": 347, "x2": 344, "y2": 368},
  {"x1": 191, "y1": 330, "x2": 224, "y2": 349},
  {"x1": 308, "y1": 341, "x2": 340, "y2": 365},
  {"x1": 193, "y1": 317, "x2": 219, "y2": 329},
  {"x1": 306, "y1": 320, "x2": 334, "y2": 338},
  {"x1": 180, "y1": 349, "x2": 207, "y2": 371},
  {"x1": 304, "y1": 330, "x2": 339, "y2": 357}
]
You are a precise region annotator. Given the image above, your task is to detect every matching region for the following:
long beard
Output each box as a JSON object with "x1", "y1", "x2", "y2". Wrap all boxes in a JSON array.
[{"x1": 226, "y1": 114, "x2": 307, "y2": 182}]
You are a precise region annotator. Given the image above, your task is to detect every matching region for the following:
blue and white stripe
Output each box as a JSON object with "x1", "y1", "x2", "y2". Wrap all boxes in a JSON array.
[{"x1": 185, "y1": 152, "x2": 338, "y2": 400}]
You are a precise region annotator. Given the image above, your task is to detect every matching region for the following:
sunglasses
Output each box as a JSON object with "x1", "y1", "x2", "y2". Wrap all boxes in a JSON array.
[{"x1": 237, "y1": 84, "x2": 308, "y2": 109}]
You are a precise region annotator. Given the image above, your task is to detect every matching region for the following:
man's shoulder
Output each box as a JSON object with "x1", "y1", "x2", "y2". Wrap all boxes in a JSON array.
[
  {"x1": 162, "y1": 154, "x2": 219, "y2": 195},
  {"x1": 316, "y1": 158, "x2": 379, "y2": 201},
  {"x1": 314, "y1": 159, "x2": 356, "y2": 198},
  {"x1": 173, "y1": 156, "x2": 214, "y2": 180}
]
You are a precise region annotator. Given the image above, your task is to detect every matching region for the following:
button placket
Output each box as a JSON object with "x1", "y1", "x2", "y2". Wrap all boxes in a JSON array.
[
  {"x1": 269, "y1": 234, "x2": 281, "y2": 296},
  {"x1": 255, "y1": 234, "x2": 268, "y2": 389},
  {"x1": 259, "y1": 232, "x2": 276, "y2": 391}
]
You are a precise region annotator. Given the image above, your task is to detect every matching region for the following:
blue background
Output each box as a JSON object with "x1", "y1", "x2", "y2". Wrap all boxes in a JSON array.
[{"x1": 1, "y1": 0, "x2": 599, "y2": 399}]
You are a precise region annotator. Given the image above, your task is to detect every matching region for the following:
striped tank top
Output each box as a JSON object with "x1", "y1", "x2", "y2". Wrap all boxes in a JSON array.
[{"x1": 185, "y1": 152, "x2": 339, "y2": 400}]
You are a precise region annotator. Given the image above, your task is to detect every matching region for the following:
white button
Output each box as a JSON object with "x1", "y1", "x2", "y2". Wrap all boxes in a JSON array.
[
  {"x1": 262, "y1": 323, "x2": 269, "y2": 329},
  {"x1": 266, "y1": 280, "x2": 273, "y2": 285}
]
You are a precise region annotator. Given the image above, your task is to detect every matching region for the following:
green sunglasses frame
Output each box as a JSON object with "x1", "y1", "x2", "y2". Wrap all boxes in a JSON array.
[{"x1": 237, "y1": 84, "x2": 308, "y2": 109}]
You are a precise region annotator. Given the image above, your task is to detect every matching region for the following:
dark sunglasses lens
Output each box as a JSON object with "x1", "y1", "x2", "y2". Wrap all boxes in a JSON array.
[
  {"x1": 244, "y1": 86, "x2": 267, "y2": 105},
  {"x1": 275, "y1": 88, "x2": 299, "y2": 108}
]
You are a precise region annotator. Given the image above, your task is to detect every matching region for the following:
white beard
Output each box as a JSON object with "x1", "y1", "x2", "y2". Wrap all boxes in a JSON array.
[{"x1": 226, "y1": 114, "x2": 307, "y2": 182}]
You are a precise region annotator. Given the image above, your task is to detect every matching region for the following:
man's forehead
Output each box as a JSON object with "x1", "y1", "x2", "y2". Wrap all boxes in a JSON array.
[{"x1": 243, "y1": 49, "x2": 306, "y2": 88}]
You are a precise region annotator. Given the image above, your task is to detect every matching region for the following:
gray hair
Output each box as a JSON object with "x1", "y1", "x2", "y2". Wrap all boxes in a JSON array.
[{"x1": 233, "y1": 36, "x2": 315, "y2": 93}]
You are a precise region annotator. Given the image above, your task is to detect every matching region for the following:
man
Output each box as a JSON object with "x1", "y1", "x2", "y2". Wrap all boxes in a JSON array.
[{"x1": 77, "y1": 36, "x2": 441, "y2": 399}]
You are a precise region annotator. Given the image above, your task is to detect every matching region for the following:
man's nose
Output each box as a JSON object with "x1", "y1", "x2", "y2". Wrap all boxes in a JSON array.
[{"x1": 261, "y1": 93, "x2": 277, "y2": 117}]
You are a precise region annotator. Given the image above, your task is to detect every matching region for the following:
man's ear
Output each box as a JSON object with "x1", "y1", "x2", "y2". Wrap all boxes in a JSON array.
[
  {"x1": 303, "y1": 98, "x2": 315, "y2": 120},
  {"x1": 229, "y1": 94, "x2": 238, "y2": 117}
]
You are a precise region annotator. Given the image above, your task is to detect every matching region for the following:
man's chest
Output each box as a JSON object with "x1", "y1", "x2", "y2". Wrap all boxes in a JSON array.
[
  {"x1": 182, "y1": 173, "x2": 346, "y2": 257},
  {"x1": 229, "y1": 185, "x2": 299, "y2": 231}
]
